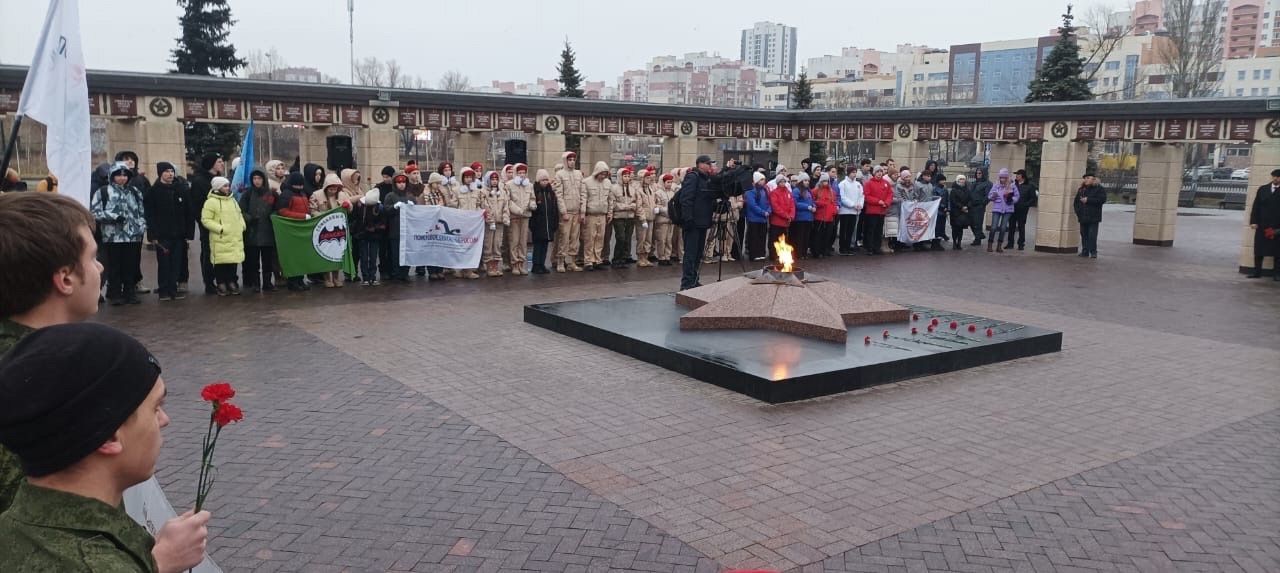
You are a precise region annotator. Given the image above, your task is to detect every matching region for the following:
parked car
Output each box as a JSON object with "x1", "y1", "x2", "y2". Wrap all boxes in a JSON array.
[
  {"x1": 1213, "y1": 167, "x2": 1234, "y2": 180},
  {"x1": 1230, "y1": 168, "x2": 1250, "y2": 180}
]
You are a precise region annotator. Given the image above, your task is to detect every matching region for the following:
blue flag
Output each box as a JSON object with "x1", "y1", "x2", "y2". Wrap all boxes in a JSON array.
[{"x1": 230, "y1": 120, "x2": 255, "y2": 201}]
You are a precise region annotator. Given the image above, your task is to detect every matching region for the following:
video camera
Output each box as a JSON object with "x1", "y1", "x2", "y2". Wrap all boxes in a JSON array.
[{"x1": 707, "y1": 163, "x2": 751, "y2": 199}]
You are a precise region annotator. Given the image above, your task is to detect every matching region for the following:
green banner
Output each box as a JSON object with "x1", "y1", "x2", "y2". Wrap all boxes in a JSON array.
[{"x1": 271, "y1": 208, "x2": 355, "y2": 277}]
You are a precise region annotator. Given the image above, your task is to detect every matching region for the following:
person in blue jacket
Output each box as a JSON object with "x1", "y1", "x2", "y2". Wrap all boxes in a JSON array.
[
  {"x1": 743, "y1": 171, "x2": 771, "y2": 261},
  {"x1": 790, "y1": 172, "x2": 816, "y2": 259}
]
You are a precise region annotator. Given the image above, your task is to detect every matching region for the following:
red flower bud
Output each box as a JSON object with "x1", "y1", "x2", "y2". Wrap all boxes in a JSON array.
[
  {"x1": 927, "y1": 325, "x2": 935, "y2": 333},
  {"x1": 212, "y1": 402, "x2": 244, "y2": 427},
  {"x1": 967, "y1": 324, "x2": 977, "y2": 332},
  {"x1": 200, "y1": 382, "x2": 236, "y2": 403},
  {"x1": 949, "y1": 321, "x2": 958, "y2": 329},
  {"x1": 930, "y1": 318, "x2": 939, "y2": 326}
]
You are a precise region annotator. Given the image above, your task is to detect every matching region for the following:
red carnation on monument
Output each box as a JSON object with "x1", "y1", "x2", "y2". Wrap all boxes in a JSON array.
[
  {"x1": 882, "y1": 330, "x2": 890, "y2": 338},
  {"x1": 986, "y1": 328, "x2": 994, "y2": 337},
  {"x1": 949, "y1": 321, "x2": 959, "y2": 329},
  {"x1": 911, "y1": 327, "x2": 918, "y2": 335},
  {"x1": 968, "y1": 324, "x2": 977, "y2": 332},
  {"x1": 864, "y1": 336, "x2": 871, "y2": 344}
]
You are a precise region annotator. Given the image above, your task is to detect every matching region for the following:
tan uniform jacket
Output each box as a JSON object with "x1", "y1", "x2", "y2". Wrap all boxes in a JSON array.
[
  {"x1": 582, "y1": 176, "x2": 611, "y2": 216},
  {"x1": 609, "y1": 183, "x2": 638, "y2": 219},
  {"x1": 506, "y1": 181, "x2": 536, "y2": 219},
  {"x1": 482, "y1": 186, "x2": 510, "y2": 225},
  {"x1": 553, "y1": 169, "x2": 585, "y2": 213}
]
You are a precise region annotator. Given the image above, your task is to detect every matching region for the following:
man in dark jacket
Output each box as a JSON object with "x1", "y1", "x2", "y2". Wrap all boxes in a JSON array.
[
  {"x1": 678, "y1": 155, "x2": 718, "y2": 290},
  {"x1": 188, "y1": 153, "x2": 224, "y2": 294},
  {"x1": 375, "y1": 166, "x2": 397, "y2": 281},
  {"x1": 1074, "y1": 173, "x2": 1108, "y2": 258},
  {"x1": 968, "y1": 167, "x2": 991, "y2": 245},
  {"x1": 1007, "y1": 169, "x2": 1038, "y2": 250},
  {"x1": 1247, "y1": 168, "x2": 1280, "y2": 280},
  {"x1": 143, "y1": 162, "x2": 188, "y2": 301}
]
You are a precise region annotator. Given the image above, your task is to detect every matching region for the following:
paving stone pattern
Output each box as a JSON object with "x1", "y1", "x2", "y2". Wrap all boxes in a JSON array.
[
  {"x1": 813, "y1": 410, "x2": 1280, "y2": 573},
  {"x1": 108, "y1": 310, "x2": 719, "y2": 573},
  {"x1": 92, "y1": 206, "x2": 1278, "y2": 572}
]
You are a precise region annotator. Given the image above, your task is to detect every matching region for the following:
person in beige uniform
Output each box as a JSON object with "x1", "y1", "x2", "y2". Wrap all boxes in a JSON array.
[
  {"x1": 634, "y1": 168, "x2": 657, "y2": 267},
  {"x1": 437, "y1": 162, "x2": 461, "y2": 207},
  {"x1": 553, "y1": 151, "x2": 585, "y2": 272},
  {"x1": 480, "y1": 171, "x2": 509, "y2": 277},
  {"x1": 653, "y1": 173, "x2": 675, "y2": 265},
  {"x1": 608, "y1": 167, "x2": 639, "y2": 268},
  {"x1": 450, "y1": 167, "x2": 484, "y2": 279},
  {"x1": 505, "y1": 164, "x2": 536, "y2": 276},
  {"x1": 581, "y1": 161, "x2": 612, "y2": 271}
]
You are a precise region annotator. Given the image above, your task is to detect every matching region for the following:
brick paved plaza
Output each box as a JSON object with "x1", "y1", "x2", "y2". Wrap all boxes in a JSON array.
[{"x1": 103, "y1": 205, "x2": 1279, "y2": 572}]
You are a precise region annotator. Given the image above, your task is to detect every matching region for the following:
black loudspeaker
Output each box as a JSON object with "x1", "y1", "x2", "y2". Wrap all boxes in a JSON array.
[
  {"x1": 504, "y1": 139, "x2": 527, "y2": 166},
  {"x1": 326, "y1": 135, "x2": 355, "y2": 172}
]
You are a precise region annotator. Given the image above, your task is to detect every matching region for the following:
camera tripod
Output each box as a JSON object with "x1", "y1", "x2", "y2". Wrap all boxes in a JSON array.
[{"x1": 706, "y1": 196, "x2": 747, "y2": 282}]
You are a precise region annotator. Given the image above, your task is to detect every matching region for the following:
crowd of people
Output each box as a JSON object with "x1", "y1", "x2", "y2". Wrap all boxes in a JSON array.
[{"x1": 24, "y1": 148, "x2": 1280, "y2": 303}]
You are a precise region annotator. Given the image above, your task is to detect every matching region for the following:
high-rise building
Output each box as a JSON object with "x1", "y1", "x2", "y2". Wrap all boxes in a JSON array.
[
  {"x1": 740, "y1": 22, "x2": 798, "y2": 78},
  {"x1": 948, "y1": 36, "x2": 1058, "y2": 104},
  {"x1": 618, "y1": 53, "x2": 762, "y2": 108}
]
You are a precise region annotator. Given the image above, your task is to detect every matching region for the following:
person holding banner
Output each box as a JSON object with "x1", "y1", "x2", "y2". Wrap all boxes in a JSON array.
[
  {"x1": 986, "y1": 169, "x2": 1020, "y2": 253},
  {"x1": 481, "y1": 171, "x2": 510, "y2": 277},
  {"x1": 530, "y1": 170, "x2": 561, "y2": 275},
  {"x1": 275, "y1": 173, "x2": 313, "y2": 291},
  {"x1": 450, "y1": 168, "x2": 484, "y2": 279},
  {"x1": 309, "y1": 174, "x2": 353, "y2": 287},
  {"x1": 351, "y1": 188, "x2": 387, "y2": 286},
  {"x1": 382, "y1": 174, "x2": 413, "y2": 283}
]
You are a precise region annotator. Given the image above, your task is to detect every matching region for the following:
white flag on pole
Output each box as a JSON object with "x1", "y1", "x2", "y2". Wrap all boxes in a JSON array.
[{"x1": 18, "y1": 0, "x2": 91, "y2": 206}]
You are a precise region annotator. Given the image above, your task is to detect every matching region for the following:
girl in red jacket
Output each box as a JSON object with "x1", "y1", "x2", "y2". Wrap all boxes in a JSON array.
[
  {"x1": 812, "y1": 173, "x2": 838, "y2": 258},
  {"x1": 767, "y1": 174, "x2": 795, "y2": 261},
  {"x1": 860, "y1": 166, "x2": 894, "y2": 255}
]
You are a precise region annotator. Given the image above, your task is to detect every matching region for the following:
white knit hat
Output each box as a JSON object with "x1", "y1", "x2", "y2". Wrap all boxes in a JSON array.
[
  {"x1": 210, "y1": 176, "x2": 230, "y2": 192},
  {"x1": 753, "y1": 171, "x2": 766, "y2": 184}
]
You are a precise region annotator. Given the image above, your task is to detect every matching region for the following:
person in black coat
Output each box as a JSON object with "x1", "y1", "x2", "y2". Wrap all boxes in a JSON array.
[
  {"x1": 678, "y1": 155, "x2": 718, "y2": 290},
  {"x1": 1073, "y1": 173, "x2": 1108, "y2": 258},
  {"x1": 948, "y1": 177, "x2": 972, "y2": 250},
  {"x1": 143, "y1": 162, "x2": 188, "y2": 300},
  {"x1": 188, "y1": 153, "x2": 224, "y2": 294},
  {"x1": 1247, "y1": 168, "x2": 1280, "y2": 280},
  {"x1": 967, "y1": 167, "x2": 992, "y2": 245},
  {"x1": 530, "y1": 169, "x2": 561, "y2": 275},
  {"x1": 1007, "y1": 169, "x2": 1038, "y2": 250}
]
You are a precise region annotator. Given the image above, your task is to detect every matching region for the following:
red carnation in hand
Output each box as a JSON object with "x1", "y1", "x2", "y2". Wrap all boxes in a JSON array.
[
  {"x1": 1266, "y1": 227, "x2": 1277, "y2": 240},
  {"x1": 200, "y1": 382, "x2": 235, "y2": 403},
  {"x1": 949, "y1": 321, "x2": 959, "y2": 329},
  {"x1": 341, "y1": 200, "x2": 352, "y2": 210},
  {"x1": 212, "y1": 402, "x2": 244, "y2": 427},
  {"x1": 967, "y1": 324, "x2": 977, "y2": 332}
]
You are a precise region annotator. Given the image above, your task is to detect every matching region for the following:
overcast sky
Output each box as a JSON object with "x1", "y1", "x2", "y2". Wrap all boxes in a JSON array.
[{"x1": 1, "y1": 0, "x2": 1114, "y2": 86}]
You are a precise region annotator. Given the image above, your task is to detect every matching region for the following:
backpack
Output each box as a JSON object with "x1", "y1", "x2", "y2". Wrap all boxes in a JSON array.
[{"x1": 668, "y1": 189, "x2": 684, "y2": 225}]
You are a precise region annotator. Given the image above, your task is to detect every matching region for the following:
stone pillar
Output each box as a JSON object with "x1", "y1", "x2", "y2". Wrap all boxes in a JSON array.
[
  {"x1": 526, "y1": 133, "x2": 567, "y2": 172},
  {"x1": 1034, "y1": 140, "x2": 1090, "y2": 253},
  {"x1": 661, "y1": 135, "x2": 700, "y2": 172},
  {"x1": 1240, "y1": 139, "x2": 1280, "y2": 275},
  {"x1": 874, "y1": 142, "x2": 892, "y2": 162},
  {"x1": 359, "y1": 127, "x2": 400, "y2": 181},
  {"x1": 1132, "y1": 143, "x2": 1182, "y2": 247},
  {"x1": 579, "y1": 135, "x2": 612, "y2": 169},
  {"x1": 777, "y1": 140, "x2": 807, "y2": 170},
  {"x1": 698, "y1": 138, "x2": 719, "y2": 162},
  {"x1": 453, "y1": 132, "x2": 487, "y2": 166},
  {"x1": 301, "y1": 127, "x2": 331, "y2": 170},
  {"x1": 889, "y1": 141, "x2": 930, "y2": 173},
  {"x1": 988, "y1": 143, "x2": 1026, "y2": 174}
]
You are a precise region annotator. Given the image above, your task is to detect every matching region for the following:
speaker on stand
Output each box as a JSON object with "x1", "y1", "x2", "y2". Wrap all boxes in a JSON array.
[
  {"x1": 326, "y1": 135, "x2": 355, "y2": 173},
  {"x1": 504, "y1": 139, "x2": 528, "y2": 166}
]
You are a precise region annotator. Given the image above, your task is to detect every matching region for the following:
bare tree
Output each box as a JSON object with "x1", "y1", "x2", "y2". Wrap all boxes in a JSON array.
[
  {"x1": 1079, "y1": 3, "x2": 1137, "y2": 83},
  {"x1": 385, "y1": 59, "x2": 404, "y2": 88},
  {"x1": 438, "y1": 70, "x2": 471, "y2": 92},
  {"x1": 245, "y1": 47, "x2": 288, "y2": 80},
  {"x1": 353, "y1": 57, "x2": 387, "y2": 87},
  {"x1": 321, "y1": 74, "x2": 345, "y2": 85},
  {"x1": 1156, "y1": 0, "x2": 1226, "y2": 98}
]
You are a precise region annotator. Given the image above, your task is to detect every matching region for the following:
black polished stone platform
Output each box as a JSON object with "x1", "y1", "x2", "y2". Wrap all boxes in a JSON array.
[{"x1": 525, "y1": 293, "x2": 1062, "y2": 404}]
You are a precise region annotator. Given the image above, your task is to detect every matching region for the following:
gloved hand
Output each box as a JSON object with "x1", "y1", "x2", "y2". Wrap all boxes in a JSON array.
[
  {"x1": 642, "y1": 222, "x2": 649, "y2": 229},
  {"x1": 528, "y1": 200, "x2": 537, "y2": 212},
  {"x1": 489, "y1": 222, "x2": 497, "y2": 231},
  {"x1": 305, "y1": 214, "x2": 312, "y2": 220},
  {"x1": 394, "y1": 202, "x2": 404, "y2": 210},
  {"x1": 653, "y1": 207, "x2": 661, "y2": 214},
  {"x1": 808, "y1": 205, "x2": 816, "y2": 212}
]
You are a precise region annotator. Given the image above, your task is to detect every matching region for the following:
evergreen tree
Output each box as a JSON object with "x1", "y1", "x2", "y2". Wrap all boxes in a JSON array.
[
  {"x1": 556, "y1": 41, "x2": 585, "y2": 98},
  {"x1": 790, "y1": 72, "x2": 814, "y2": 110},
  {"x1": 171, "y1": 0, "x2": 247, "y2": 163},
  {"x1": 1025, "y1": 7, "x2": 1093, "y2": 103}
]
